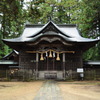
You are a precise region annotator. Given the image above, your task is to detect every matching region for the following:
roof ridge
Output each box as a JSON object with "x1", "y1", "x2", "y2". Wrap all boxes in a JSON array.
[
  {"x1": 25, "y1": 23, "x2": 76, "y2": 27},
  {"x1": 28, "y1": 21, "x2": 71, "y2": 38}
]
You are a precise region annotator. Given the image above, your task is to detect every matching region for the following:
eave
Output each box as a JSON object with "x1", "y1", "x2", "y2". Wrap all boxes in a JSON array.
[{"x1": 2, "y1": 21, "x2": 100, "y2": 51}]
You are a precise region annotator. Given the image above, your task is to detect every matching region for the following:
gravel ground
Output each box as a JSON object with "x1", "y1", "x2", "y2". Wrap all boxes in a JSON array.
[{"x1": 34, "y1": 81, "x2": 63, "y2": 100}]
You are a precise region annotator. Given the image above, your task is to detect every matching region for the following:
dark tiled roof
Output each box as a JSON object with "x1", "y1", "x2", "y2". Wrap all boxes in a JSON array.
[
  {"x1": 3, "y1": 21, "x2": 99, "y2": 43},
  {"x1": 2, "y1": 50, "x2": 19, "y2": 60},
  {"x1": 84, "y1": 61, "x2": 100, "y2": 65},
  {"x1": 0, "y1": 60, "x2": 18, "y2": 65}
]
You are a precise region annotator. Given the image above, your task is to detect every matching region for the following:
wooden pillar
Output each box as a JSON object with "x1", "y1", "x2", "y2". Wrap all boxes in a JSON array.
[
  {"x1": 36, "y1": 53, "x2": 39, "y2": 79},
  {"x1": 53, "y1": 58, "x2": 55, "y2": 70},
  {"x1": 63, "y1": 53, "x2": 66, "y2": 80}
]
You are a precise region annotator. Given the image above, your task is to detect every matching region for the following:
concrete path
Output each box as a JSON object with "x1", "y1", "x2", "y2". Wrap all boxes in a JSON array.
[{"x1": 34, "y1": 80, "x2": 63, "y2": 100}]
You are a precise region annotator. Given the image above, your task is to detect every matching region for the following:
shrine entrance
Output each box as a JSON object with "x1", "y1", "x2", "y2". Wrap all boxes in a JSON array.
[
  {"x1": 26, "y1": 46, "x2": 68, "y2": 80},
  {"x1": 35, "y1": 51, "x2": 65, "y2": 80},
  {"x1": 38, "y1": 56, "x2": 63, "y2": 79},
  {"x1": 38, "y1": 55, "x2": 63, "y2": 71}
]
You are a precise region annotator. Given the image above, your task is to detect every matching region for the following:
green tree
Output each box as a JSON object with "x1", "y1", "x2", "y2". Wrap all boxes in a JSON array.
[
  {"x1": 79, "y1": 0, "x2": 100, "y2": 60},
  {"x1": 0, "y1": 0, "x2": 100, "y2": 60},
  {"x1": 27, "y1": 0, "x2": 80, "y2": 24},
  {"x1": 0, "y1": 0, "x2": 25, "y2": 58}
]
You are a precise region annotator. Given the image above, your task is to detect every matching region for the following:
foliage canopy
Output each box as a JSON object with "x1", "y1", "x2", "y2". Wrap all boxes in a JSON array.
[{"x1": 0, "y1": 0, "x2": 100, "y2": 60}]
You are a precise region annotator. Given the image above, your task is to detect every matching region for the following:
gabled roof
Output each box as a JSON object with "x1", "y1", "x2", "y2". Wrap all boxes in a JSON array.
[
  {"x1": 3, "y1": 21, "x2": 99, "y2": 43},
  {"x1": 2, "y1": 21, "x2": 100, "y2": 52},
  {"x1": 28, "y1": 21, "x2": 71, "y2": 38},
  {"x1": 2, "y1": 50, "x2": 19, "y2": 60}
]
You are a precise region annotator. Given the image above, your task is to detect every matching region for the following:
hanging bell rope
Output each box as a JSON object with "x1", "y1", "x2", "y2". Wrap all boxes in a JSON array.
[
  {"x1": 53, "y1": 52, "x2": 55, "y2": 58},
  {"x1": 46, "y1": 52, "x2": 48, "y2": 57}
]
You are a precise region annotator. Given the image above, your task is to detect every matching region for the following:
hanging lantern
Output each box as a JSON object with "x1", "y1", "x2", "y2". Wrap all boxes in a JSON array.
[
  {"x1": 40, "y1": 53, "x2": 44, "y2": 60},
  {"x1": 49, "y1": 50, "x2": 52, "y2": 58},
  {"x1": 56, "y1": 52, "x2": 60, "y2": 61}
]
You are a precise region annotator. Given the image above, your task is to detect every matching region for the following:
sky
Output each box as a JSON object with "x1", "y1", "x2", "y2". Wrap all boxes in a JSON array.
[{"x1": 24, "y1": 0, "x2": 32, "y2": 3}]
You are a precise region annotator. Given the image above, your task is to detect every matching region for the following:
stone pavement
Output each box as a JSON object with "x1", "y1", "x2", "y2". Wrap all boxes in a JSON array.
[{"x1": 33, "y1": 80, "x2": 63, "y2": 100}]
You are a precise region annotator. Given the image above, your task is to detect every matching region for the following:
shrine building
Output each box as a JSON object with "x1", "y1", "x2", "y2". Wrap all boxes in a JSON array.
[{"x1": 3, "y1": 21, "x2": 100, "y2": 80}]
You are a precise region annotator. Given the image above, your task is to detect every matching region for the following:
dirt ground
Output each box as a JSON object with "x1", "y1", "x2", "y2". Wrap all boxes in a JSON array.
[
  {"x1": 58, "y1": 81, "x2": 100, "y2": 100},
  {"x1": 0, "y1": 81, "x2": 100, "y2": 100},
  {"x1": 0, "y1": 81, "x2": 43, "y2": 100}
]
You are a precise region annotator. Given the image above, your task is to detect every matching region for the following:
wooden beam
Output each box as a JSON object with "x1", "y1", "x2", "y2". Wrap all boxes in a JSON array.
[{"x1": 26, "y1": 50, "x2": 75, "y2": 54}]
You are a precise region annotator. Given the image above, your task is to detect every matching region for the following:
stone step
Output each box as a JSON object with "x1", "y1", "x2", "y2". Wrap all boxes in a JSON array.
[{"x1": 38, "y1": 71, "x2": 63, "y2": 80}]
